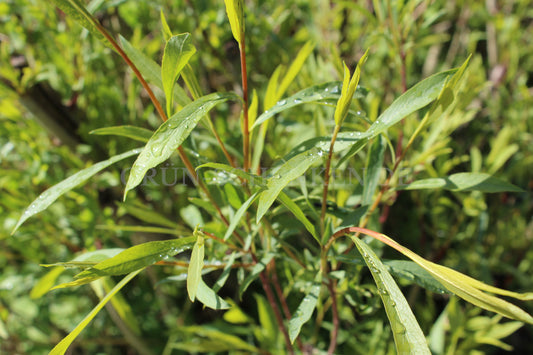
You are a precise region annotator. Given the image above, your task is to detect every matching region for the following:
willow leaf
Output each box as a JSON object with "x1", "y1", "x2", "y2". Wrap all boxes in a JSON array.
[
  {"x1": 256, "y1": 148, "x2": 324, "y2": 222},
  {"x1": 353, "y1": 238, "x2": 431, "y2": 354},
  {"x1": 288, "y1": 283, "x2": 321, "y2": 343},
  {"x1": 224, "y1": 0, "x2": 244, "y2": 45},
  {"x1": 196, "y1": 279, "x2": 231, "y2": 310},
  {"x1": 162, "y1": 34, "x2": 196, "y2": 115},
  {"x1": 90, "y1": 125, "x2": 153, "y2": 143},
  {"x1": 53, "y1": 237, "x2": 195, "y2": 289},
  {"x1": 12, "y1": 148, "x2": 141, "y2": 234},
  {"x1": 187, "y1": 231, "x2": 204, "y2": 302},
  {"x1": 399, "y1": 172, "x2": 524, "y2": 193},
  {"x1": 49, "y1": 270, "x2": 142, "y2": 355},
  {"x1": 124, "y1": 93, "x2": 238, "y2": 198},
  {"x1": 253, "y1": 82, "x2": 367, "y2": 129}
]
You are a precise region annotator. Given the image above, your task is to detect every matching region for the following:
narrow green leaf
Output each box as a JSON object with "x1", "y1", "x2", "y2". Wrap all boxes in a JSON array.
[
  {"x1": 255, "y1": 294, "x2": 278, "y2": 345},
  {"x1": 197, "y1": 162, "x2": 266, "y2": 187},
  {"x1": 213, "y1": 252, "x2": 237, "y2": 292},
  {"x1": 334, "y1": 50, "x2": 368, "y2": 126},
  {"x1": 90, "y1": 125, "x2": 153, "y2": 143},
  {"x1": 224, "y1": 191, "x2": 261, "y2": 240},
  {"x1": 173, "y1": 326, "x2": 258, "y2": 353},
  {"x1": 12, "y1": 148, "x2": 140, "y2": 234},
  {"x1": 239, "y1": 254, "x2": 275, "y2": 298},
  {"x1": 224, "y1": 0, "x2": 244, "y2": 45},
  {"x1": 100, "y1": 277, "x2": 141, "y2": 335},
  {"x1": 352, "y1": 238, "x2": 431, "y2": 354},
  {"x1": 256, "y1": 148, "x2": 323, "y2": 222},
  {"x1": 54, "y1": 237, "x2": 195, "y2": 289},
  {"x1": 277, "y1": 41, "x2": 316, "y2": 98},
  {"x1": 50, "y1": 0, "x2": 112, "y2": 49},
  {"x1": 384, "y1": 260, "x2": 451, "y2": 295},
  {"x1": 196, "y1": 279, "x2": 231, "y2": 310},
  {"x1": 162, "y1": 34, "x2": 196, "y2": 115},
  {"x1": 253, "y1": 82, "x2": 367, "y2": 129},
  {"x1": 362, "y1": 135, "x2": 386, "y2": 206},
  {"x1": 337, "y1": 68, "x2": 457, "y2": 166},
  {"x1": 187, "y1": 230, "x2": 204, "y2": 302},
  {"x1": 121, "y1": 203, "x2": 180, "y2": 229},
  {"x1": 119, "y1": 35, "x2": 191, "y2": 107},
  {"x1": 160, "y1": 10, "x2": 173, "y2": 41},
  {"x1": 124, "y1": 93, "x2": 238, "y2": 198},
  {"x1": 30, "y1": 267, "x2": 64, "y2": 299},
  {"x1": 277, "y1": 192, "x2": 319, "y2": 244},
  {"x1": 49, "y1": 269, "x2": 142, "y2": 355},
  {"x1": 399, "y1": 172, "x2": 524, "y2": 193},
  {"x1": 347, "y1": 228, "x2": 533, "y2": 324},
  {"x1": 366, "y1": 69, "x2": 457, "y2": 137},
  {"x1": 288, "y1": 283, "x2": 321, "y2": 343},
  {"x1": 41, "y1": 249, "x2": 124, "y2": 269}
]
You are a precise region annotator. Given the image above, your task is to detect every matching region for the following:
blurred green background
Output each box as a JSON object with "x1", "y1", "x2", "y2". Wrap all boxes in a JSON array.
[{"x1": 1, "y1": 0, "x2": 532, "y2": 353}]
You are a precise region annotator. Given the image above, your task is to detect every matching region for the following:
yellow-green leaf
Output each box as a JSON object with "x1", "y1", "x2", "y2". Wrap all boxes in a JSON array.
[
  {"x1": 224, "y1": 0, "x2": 244, "y2": 45},
  {"x1": 334, "y1": 50, "x2": 368, "y2": 126},
  {"x1": 187, "y1": 229, "x2": 205, "y2": 302}
]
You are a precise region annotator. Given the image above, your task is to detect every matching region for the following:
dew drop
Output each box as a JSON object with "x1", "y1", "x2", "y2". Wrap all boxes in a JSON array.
[
  {"x1": 317, "y1": 150, "x2": 324, "y2": 157},
  {"x1": 294, "y1": 98, "x2": 302, "y2": 104},
  {"x1": 356, "y1": 111, "x2": 362, "y2": 116},
  {"x1": 277, "y1": 99, "x2": 287, "y2": 105},
  {"x1": 331, "y1": 86, "x2": 340, "y2": 94},
  {"x1": 324, "y1": 87, "x2": 330, "y2": 92},
  {"x1": 264, "y1": 110, "x2": 269, "y2": 114}
]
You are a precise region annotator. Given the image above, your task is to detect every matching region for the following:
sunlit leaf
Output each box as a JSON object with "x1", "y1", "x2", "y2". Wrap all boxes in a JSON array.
[
  {"x1": 172, "y1": 326, "x2": 259, "y2": 353},
  {"x1": 99, "y1": 277, "x2": 141, "y2": 335},
  {"x1": 53, "y1": 237, "x2": 195, "y2": 289},
  {"x1": 277, "y1": 41, "x2": 316, "y2": 98},
  {"x1": 49, "y1": 269, "x2": 142, "y2": 355},
  {"x1": 224, "y1": 0, "x2": 244, "y2": 45},
  {"x1": 352, "y1": 238, "x2": 431, "y2": 354},
  {"x1": 343, "y1": 227, "x2": 533, "y2": 324},
  {"x1": 162, "y1": 34, "x2": 196, "y2": 115},
  {"x1": 252, "y1": 82, "x2": 367, "y2": 129},
  {"x1": 188, "y1": 229, "x2": 204, "y2": 302},
  {"x1": 90, "y1": 125, "x2": 153, "y2": 143},
  {"x1": 256, "y1": 148, "x2": 324, "y2": 222},
  {"x1": 30, "y1": 267, "x2": 64, "y2": 299},
  {"x1": 398, "y1": 172, "x2": 524, "y2": 193},
  {"x1": 119, "y1": 35, "x2": 191, "y2": 107},
  {"x1": 288, "y1": 282, "x2": 321, "y2": 343},
  {"x1": 12, "y1": 148, "x2": 141, "y2": 234},
  {"x1": 334, "y1": 50, "x2": 368, "y2": 126},
  {"x1": 124, "y1": 93, "x2": 239, "y2": 198},
  {"x1": 196, "y1": 279, "x2": 231, "y2": 310}
]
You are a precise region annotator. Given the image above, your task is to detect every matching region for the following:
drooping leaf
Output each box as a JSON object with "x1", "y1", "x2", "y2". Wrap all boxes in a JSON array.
[
  {"x1": 224, "y1": 0, "x2": 244, "y2": 45},
  {"x1": 162, "y1": 34, "x2": 196, "y2": 115},
  {"x1": 252, "y1": 82, "x2": 367, "y2": 129},
  {"x1": 172, "y1": 326, "x2": 259, "y2": 353},
  {"x1": 398, "y1": 172, "x2": 524, "y2": 193},
  {"x1": 196, "y1": 279, "x2": 231, "y2": 310},
  {"x1": 98, "y1": 277, "x2": 141, "y2": 335},
  {"x1": 224, "y1": 191, "x2": 261, "y2": 240},
  {"x1": 50, "y1": 0, "x2": 113, "y2": 49},
  {"x1": 49, "y1": 269, "x2": 142, "y2": 355},
  {"x1": 277, "y1": 192, "x2": 319, "y2": 244},
  {"x1": 343, "y1": 227, "x2": 533, "y2": 324},
  {"x1": 334, "y1": 50, "x2": 368, "y2": 126},
  {"x1": 119, "y1": 35, "x2": 191, "y2": 107},
  {"x1": 352, "y1": 238, "x2": 431, "y2": 354},
  {"x1": 12, "y1": 148, "x2": 141, "y2": 234},
  {"x1": 124, "y1": 93, "x2": 239, "y2": 198},
  {"x1": 384, "y1": 260, "x2": 451, "y2": 295},
  {"x1": 362, "y1": 135, "x2": 387, "y2": 206},
  {"x1": 256, "y1": 148, "x2": 324, "y2": 222},
  {"x1": 121, "y1": 203, "x2": 180, "y2": 229},
  {"x1": 53, "y1": 237, "x2": 195, "y2": 289},
  {"x1": 41, "y1": 248, "x2": 125, "y2": 269},
  {"x1": 288, "y1": 282, "x2": 321, "y2": 343},
  {"x1": 187, "y1": 229, "x2": 204, "y2": 302},
  {"x1": 239, "y1": 254, "x2": 275, "y2": 298},
  {"x1": 90, "y1": 125, "x2": 153, "y2": 143}
]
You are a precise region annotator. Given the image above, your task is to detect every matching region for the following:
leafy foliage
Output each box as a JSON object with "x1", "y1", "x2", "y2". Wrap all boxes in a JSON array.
[{"x1": 2, "y1": 0, "x2": 532, "y2": 354}]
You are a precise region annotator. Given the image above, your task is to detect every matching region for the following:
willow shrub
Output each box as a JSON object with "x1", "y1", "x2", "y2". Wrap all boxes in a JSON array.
[{"x1": 11, "y1": 0, "x2": 532, "y2": 354}]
